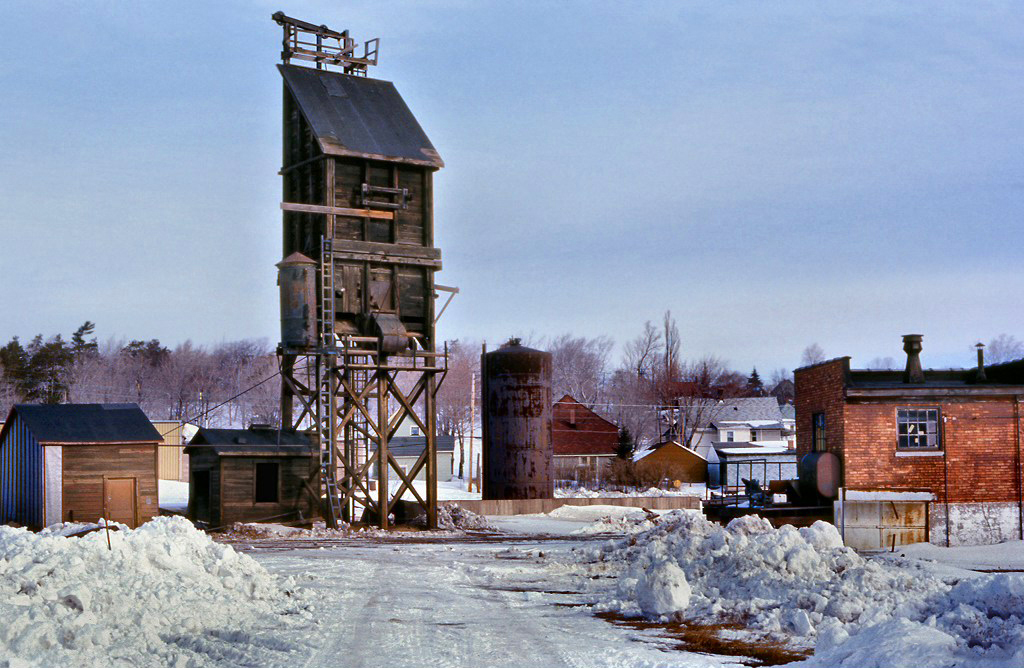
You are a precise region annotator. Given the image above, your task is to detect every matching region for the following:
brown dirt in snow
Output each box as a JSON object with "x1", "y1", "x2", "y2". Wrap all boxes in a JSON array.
[{"x1": 596, "y1": 611, "x2": 812, "y2": 666}]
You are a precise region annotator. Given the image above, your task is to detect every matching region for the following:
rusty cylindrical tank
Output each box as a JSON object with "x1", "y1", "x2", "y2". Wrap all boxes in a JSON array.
[
  {"x1": 276, "y1": 252, "x2": 317, "y2": 348},
  {"x1": 798, "y1": 451, "x2": 842, "y2": 500},
  {"x1": 481, "y1": 342, "x2": 553, "y2": 500}
]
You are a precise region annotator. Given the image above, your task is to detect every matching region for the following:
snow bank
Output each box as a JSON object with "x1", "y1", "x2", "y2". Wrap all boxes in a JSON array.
[
  {"x1": 0, "y1": 516, "x2": 310, "y2": 667},
  {"x1": 437, "y1": 504, "x2": 495, "y2": 531},
  {"x1": 556, "y1": 484, "x2": 705, "y2": 499},
  {"x1": 582, "y1": 511, "x2": 1024, "y2": 668}
]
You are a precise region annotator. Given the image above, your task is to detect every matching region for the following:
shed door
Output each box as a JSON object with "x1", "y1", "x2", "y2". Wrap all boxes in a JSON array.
[{"x1": 104, "y1": 478, "x2": 137, "y2": 528}]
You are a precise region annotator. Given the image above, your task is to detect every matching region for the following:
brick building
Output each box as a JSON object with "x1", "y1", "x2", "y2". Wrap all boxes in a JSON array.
[
  {"x1": 795, "y1": 335, "x2": 1024, "y2": 547},
  {"x1": 552, "y1": 395, "x2": 619, "y2": 486}
]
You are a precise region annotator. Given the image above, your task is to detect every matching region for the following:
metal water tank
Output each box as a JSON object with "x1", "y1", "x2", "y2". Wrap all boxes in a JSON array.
[
  {"x1": 481, "y1": 342, "x2": 553, "y2": 500},
  {"x1": 798, "y1": 451, "x2": 842, "y2": 500},
  {"x1": 277, "y1": 252, "x2": 317, "y2": 348}
]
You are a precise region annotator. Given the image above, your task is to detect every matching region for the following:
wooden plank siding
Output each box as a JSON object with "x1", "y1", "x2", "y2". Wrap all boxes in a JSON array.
[
  {"x1": 60, "y1": 443, "x2": 158, "y2": 527},
  {"x1": 189, "y1": 453, "x2": 318, "y2": 529},
  {"x1": 218, "y1": 457, "x2": 318, "y2": 527}
]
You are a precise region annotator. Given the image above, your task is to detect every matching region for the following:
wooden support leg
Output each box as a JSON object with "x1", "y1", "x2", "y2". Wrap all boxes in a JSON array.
[
  {"x1": 426, "y1": 371, "x2": 438, "y2": 529},
  {"x1": 377, "y1": 370, "x2": 389, "y2": 530}
]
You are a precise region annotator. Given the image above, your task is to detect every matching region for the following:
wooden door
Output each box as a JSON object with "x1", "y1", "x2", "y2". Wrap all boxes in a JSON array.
[{"x1": 104, "y1": 478, "x2": 137, "y2": 528}]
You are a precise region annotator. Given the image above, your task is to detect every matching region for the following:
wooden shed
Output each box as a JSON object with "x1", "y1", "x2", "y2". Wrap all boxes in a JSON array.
[
  {"x1": 0, "y1": 403, "x2": 161, "y2": 529},
  {"x1": 636, "y1": 441, "x2": 709, "y2": 484},
  {"x1": 184, "y1": 427, "x2": 319, "y2": 528}
]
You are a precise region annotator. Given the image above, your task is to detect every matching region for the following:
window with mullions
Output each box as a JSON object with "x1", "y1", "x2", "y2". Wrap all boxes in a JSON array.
[
  {"x1": 897, "y1": 408, "x2": 941, "y2": 450},
  {"x1": 812, "y1": 413, "x2": 826, "y2": 452}
]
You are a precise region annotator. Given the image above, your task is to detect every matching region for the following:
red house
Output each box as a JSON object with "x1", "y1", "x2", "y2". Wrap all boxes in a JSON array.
[
  {"x1": 552, "y1": 395, "x2": 619, "y2": 485},
  {"x1": 795, "y1": 335, "x2": 1024, "y2": 548}
]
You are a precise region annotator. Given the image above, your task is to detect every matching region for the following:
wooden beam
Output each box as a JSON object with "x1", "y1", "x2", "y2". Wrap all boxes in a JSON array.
[{"x1": 281, "y1": 201, "x2": 394, "y2": 220}]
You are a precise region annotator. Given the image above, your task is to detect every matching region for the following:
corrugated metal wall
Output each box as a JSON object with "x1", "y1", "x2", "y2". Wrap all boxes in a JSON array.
[
  {"x1": 0, "y1": 415, "x2": 44, "y2": 527},
  {"x1": 153, "y1": 421, "x2": 187, "y2": 481}
]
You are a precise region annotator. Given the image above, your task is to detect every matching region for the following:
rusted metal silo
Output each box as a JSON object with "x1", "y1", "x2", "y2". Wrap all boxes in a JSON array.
[
  {"x1": 276, "y1": 252, "x2": 317, "y2": 348},
  {"x1": 481, "y1": 341, "x2": 554, "y2": 500}
]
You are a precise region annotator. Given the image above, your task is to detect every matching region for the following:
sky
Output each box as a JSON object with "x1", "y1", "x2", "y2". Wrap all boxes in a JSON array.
[{"x1": 1, "y1": 1, "x2": 1022, "y2": 374}]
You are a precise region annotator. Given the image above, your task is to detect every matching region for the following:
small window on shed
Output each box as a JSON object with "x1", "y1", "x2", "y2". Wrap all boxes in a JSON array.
[{"x1": 255, "y1": 463, "x2": 280, "y2": 503}]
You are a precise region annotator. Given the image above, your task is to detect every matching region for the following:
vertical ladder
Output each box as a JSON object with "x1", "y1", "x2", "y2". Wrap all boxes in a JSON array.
[{"x1": 318, "y1": 236, "x2": 343, "y2": 527}]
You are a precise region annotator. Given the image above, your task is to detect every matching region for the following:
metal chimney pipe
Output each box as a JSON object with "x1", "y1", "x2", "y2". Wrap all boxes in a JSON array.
[
  {"x1": 903, "y1": 334, "x2": 925, "y2": 384},
  {"x1": 975, "y1": 342, "x2": 987, "y2": 382}
]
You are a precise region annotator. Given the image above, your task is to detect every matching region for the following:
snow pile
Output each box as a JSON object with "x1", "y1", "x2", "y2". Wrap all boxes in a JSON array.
[
  {"x1": 556, "y1": 484, "x2": 705, "y2": 498},
  {"x1": 564, "y1": 506, "x2": 662, "y2": 536},
  {"x1": 437, "y1": 504, "x2": 495, "y2": 531},
  {"x1": 0, "y1": 516, "x2": 311, "y2": 667},
  {"x1": 583, "y1": 511, "x2": 1024, "y2": 668}
]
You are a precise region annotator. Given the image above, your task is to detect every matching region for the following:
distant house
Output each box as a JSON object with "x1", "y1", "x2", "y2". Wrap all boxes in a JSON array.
[
  {"x1": 796, "y1": 334, "x2": 1024, "y2": 548},
  {"x1": 185, "y1": 426, "x2": 319, "y2": 528},
  {"x1": 661, "y1": 397, "x2": 796, "y2": 487},
  {"x1": 552, "y1": 395, "x2": 619, "y2": 485},
  {"x1": 386, "y1": 435, "x2": 456, "y2": 483},
  {"x1": 0, "y1": 403, "x2": 161, "y2": 529},
  {"x1": 634, "y1": 440, "x2": 708, "y2": 484},
  {"x1": 372, "y1": 415, "x2": 456, "y2": 483}
]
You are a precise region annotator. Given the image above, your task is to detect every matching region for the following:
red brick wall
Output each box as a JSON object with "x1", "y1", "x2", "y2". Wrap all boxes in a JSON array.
[
  {"x1": 844, "y1": 399, "x2": 1022, "y2": 503},
  {"x1": 552, "y1": 396, "x2": 619, "y2": 455},
  {"x1": 795, "y1": 358, "x2": 849, "y2": 463}
]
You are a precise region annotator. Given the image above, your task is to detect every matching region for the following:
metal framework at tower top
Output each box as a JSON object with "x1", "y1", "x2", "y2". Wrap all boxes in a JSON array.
[
  {"x1": 272, "y1": 11, "x2": 378, "y2": 75},
  {"x1": 274, "y1": 12, "x2": 451, "y2": 530}
]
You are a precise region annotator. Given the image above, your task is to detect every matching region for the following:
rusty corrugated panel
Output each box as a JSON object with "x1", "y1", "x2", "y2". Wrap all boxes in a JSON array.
[
  {"x1": 279, "y1": 64, "x2": 443, "y2": 168},
  {"x1": 481, "y1": 343, "x2": 553, "y2": 500}
]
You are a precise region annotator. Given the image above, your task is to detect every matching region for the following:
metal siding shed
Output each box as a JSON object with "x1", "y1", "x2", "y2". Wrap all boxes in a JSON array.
[
  {"x1": 0, "y1": 414, "x2": 44, "y2": 527},
  {"x1": 279, "y1": 64, "x2": 443, "y2": 168}
]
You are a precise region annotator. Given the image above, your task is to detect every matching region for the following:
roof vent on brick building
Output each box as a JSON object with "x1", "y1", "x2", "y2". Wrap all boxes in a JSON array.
[{"x1": 902, "y1": 334, "x2": 925, "y2": 384}]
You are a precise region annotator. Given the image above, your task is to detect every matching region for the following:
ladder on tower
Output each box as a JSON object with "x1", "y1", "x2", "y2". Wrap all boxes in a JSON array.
[{"x1": 319, "y1": 236, "x2": 343, "y2": 527}]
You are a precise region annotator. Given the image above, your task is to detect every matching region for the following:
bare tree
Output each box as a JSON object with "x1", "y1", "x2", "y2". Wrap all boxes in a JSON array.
[
  {"x1": 866, "y1": 356, "x2": 897, "y2": 370},
  {"x1": 801, "y1": 343, "x2": 826, "y2": 366},
  {"x1": 670, "y1": 355, "x2": 745, "y2": 452},
  {"x1": 984, "y1": 334, "x2": 1024, "y2": 364},
  {"x1": 623, "y1": 321, "x2": 662, "y2": 380},
  {"x1": 548, "y1": 333, "x2": 613, "y2": 406},
  {"x1": 436, "y1": 340, "x2": 480, "y2": 479},
  {"x1": 662, "y1": 310, "x2": 681, "y2": 384}
]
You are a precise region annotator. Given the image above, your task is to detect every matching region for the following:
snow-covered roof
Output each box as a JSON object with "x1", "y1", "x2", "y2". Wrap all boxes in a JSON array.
[
  {"x1": 715, "y1": 440, "x2": 792, "y2": 456},
  {"x1": 712, "y1": 419, "x2": 784, "y2": 430}
]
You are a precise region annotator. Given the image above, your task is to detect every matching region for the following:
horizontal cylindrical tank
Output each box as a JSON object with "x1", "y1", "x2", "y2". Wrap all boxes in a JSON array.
[
  {"x1": 798, "y1": 452, "x2": 841, "y2": 500},
  {"x1": 481, "y1": 342, "x2": 553, "y2": 500},
  {"x1": 277, "y1": 252, "x2": 317, "y2": 348}
]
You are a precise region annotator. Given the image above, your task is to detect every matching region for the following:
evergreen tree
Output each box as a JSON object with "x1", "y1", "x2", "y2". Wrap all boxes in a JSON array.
[
  {"x1": 746, "y1": 367, "x2": 765, "y2": 396},
  {"x1": 71, "y1": 321, "x2": 98, "y2": 358},
  {"x1": 615, "y1": 427, "x2": 635, "y2": 460}
]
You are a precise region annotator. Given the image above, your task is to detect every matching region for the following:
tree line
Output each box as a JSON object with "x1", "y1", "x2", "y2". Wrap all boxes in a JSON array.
[{"x1": 0, "y1": 322, "x2": 279, "y2": 428}]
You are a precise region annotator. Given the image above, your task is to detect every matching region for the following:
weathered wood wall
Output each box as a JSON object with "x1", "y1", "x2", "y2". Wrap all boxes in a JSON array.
[
  {"x1": 281, "y1": 87, "x2": 437, "y2": 342},
  {"x1": 61, "y1": 444, "x2": 158, "y2": 527},
  {"x1": 191, "y1": 454, "x2": 318, "y2": 528}
]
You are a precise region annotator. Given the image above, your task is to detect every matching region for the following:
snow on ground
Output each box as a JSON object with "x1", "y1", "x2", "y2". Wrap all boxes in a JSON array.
[
  {"x1": 248, "y1": 531, "x2": 744, "y2": 668},
  {"x1": 488, "y1": 504, "x2": 668, "y2": 537},
  {"x1": 880, "y1": 540, "x2": 1024, "y2": 572},
  {"x1": 556, "y1": 484, "x2": 706, "y2": 498},
  {"x1": 390, "y1": 478, "x2": 481, "y2": 501},
  {"x1": 574, "y1": 510, "x2": 1024, "y2": 668},
  {"x1": 0, "y1": 516, "x2": 311, "y2": 667},
  {"x1": 158, "y1": 479, "x2": 189, "y2": 513}
]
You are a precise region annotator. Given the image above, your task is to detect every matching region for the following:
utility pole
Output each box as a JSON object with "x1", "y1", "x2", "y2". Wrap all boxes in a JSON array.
[{"x1": 468, "y1": 372, "x2": 476, "y2": 492}]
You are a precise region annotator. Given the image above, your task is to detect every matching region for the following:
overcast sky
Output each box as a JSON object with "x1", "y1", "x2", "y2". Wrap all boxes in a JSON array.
[{"x1": 1, "y1": 1, "x2": 1021, "y2": 373}]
